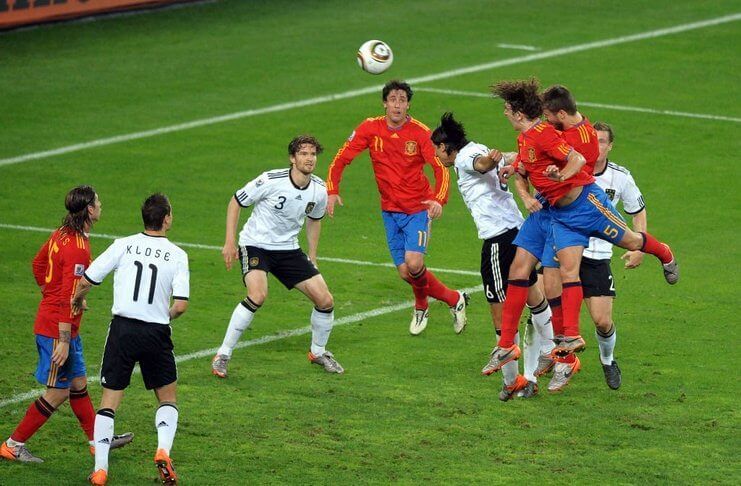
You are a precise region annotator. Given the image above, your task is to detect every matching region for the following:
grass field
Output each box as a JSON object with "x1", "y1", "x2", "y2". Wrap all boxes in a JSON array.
[{"x1": 1, "y1": 0, "x2": 740, "y2": 483}]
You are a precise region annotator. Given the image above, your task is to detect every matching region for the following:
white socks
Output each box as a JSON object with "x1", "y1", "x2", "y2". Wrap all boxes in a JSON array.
[
  {"x1": 596, "y1": 325, "x2": 617, "y2": 365},
  {"x1": 94, "y1": 409, "x2": 115, "y2": 472},
  {"x1": 522, "y1": 300, "x2": 554, "y2": 382},
  {"x1": 155, "y1": 404, "x2": 179, "y2": 455},
  {"x1": 217, "y1": 300, "x2": 257, "y2": 357},
  {"x1": 310, "y1": 307, "x2": 334, "y2": 356}
]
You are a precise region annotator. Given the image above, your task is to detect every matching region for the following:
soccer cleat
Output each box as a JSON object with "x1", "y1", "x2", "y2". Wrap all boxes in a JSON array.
[
  {"x1": 88, "y1": 469, "x2": 108, "y2": 485},
  {"x1": 551, "y1": 335, "x2": 586, "y2": 357},
  {"x1": 534, "y1": 352, "x2": 555, "y2": 377},
  {"x1": 211, "y1": 354, "x2": 230, "y2": 378},
  {"x1": 602, "y1": 360, "x2": 622, "y2": 390},
  {"x1": 517, "y1": 380, "x2": 538, "y2": 399},
  {"x1": 450, "y1": 291, "x2": 469, "y2": 334},
  {"x1": 499, "y1": 374, "x2": 529, "y2": 401},
  {"x1": 0, "y1": 441, "x2": 44, "y2": 463},
  {"x1": 547, "y1": 356, "x2": 581, "y2": 392},
  {"x1": 154, "y1": 448, "x2": 178, "y2": 484},
  {"x1": 409, "y1": 308, "x2": 429, "y2": 336},
  {"x1": 662, "y1": 258, "x2": 679, "y2": 285},
  {"x1": 90, "y1": 432, "x2": 135, "y2": 455},
  {"x1": 481, "y1": 344, "x2": 521, "y2": 375},
  {"x1": 308, "y1": 351, "x2": 344, "y2": 374}
]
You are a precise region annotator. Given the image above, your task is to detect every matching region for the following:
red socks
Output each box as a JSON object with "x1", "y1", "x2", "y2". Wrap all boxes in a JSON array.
[
  {"x1": 408, "y1": 267, "x2": 458, "y2": 307},
  {"x1": 11, "y1": 396, "x2": 55, "y2": 443},
  {"x1": 498, "y1": 280, "x2": 530, "y2": 347},
  {"x1": 547, "y1": 297, "x2": 564, "y2": 336},
  {"x1": 640, "y1": 232, "x2": 673, "y2": 264},
  {"x1": 561, "y1": 282, "x2": 583, "y2": 337},
  {"x1": 70, "y1": 386, "x2": 95, "y2": 441}
]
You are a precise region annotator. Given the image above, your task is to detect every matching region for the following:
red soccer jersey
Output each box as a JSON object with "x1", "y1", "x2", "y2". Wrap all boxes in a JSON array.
[
  {"x1": 560, "y1": 117, "x2": 600, "y2": 175},
  {"x1": 515, "y1": 120, "x2": 594, "y2": 205},
  {"x1": 327, "y1": 115, "x2": 450, "y2": 213},
  {"x1": 31, "y1": 228, "x2": 91, "y2": 339}
]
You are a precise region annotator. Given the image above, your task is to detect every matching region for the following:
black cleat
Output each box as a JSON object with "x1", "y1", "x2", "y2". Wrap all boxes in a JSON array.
[{"x1": 602, "y1": 360, "x2": 622, "y2": 390}]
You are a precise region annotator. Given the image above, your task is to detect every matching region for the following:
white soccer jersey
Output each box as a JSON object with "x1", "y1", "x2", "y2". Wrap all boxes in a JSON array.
[
  {"x1": 235, "y1": 168, "x2": 328, "y2": 250},
  {"x1": 454, "y1": 141, "x2": 524, "y2": 240},
  {"x1": 584, "y1": 161, "x2": 645, "y2": 260},
  {"x1": 85, "y1": 233, "x2": 190, "y2": 325}
]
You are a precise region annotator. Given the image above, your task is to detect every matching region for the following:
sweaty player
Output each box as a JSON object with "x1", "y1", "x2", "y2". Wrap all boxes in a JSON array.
[
  {"x1": 1, "y1": 186, "x2": 131, "y2": 464},
  {"x1": 485, "y1": 79, "x2": 678, "y2": 392},
  {"x1": 212, "y1": 135, "x2": 343, "y2": 378},
  {"x1": 326, "y1": 80, "x2": 468, "y2": 336},
  {"x1": 431, "y1": 113, "x2": 554, "y2": 401}
]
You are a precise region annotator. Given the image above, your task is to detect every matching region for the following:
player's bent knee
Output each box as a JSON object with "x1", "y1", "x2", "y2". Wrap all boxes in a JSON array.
[
  {"x1": 247, "y1": 291, "x2": 267, "y2": 307},
  {"x1": 315, "y1": 292, "x2": 334, "y2": 310}
]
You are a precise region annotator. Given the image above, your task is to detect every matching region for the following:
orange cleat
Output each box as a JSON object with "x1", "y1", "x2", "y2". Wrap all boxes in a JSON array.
[
  {"x1": 154, "y1": 448, "x2": 178, "y2": 484},
  {"x1": 499, "y1": 374, "x2": 529, "y2": 401},
  {"x1": 88, "y1": 469, "x2": 108, "y2": 485}
]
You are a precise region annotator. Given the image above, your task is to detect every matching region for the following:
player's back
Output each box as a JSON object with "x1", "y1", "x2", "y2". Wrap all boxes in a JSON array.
[{"x1": 560, "y1": 118, "x2": 599, "y2": 174}]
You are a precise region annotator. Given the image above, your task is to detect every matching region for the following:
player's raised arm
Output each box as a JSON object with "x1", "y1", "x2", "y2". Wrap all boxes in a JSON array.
[{"x1": 223, "y1": 197, "x2": 241, "y2": 270}]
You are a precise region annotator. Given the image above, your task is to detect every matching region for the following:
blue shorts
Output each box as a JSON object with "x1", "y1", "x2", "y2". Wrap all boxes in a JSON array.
[
  {"x1": 381, "y1": 210, "x2": 430, "y2": 266},
  {"x1": 550, "y1": 183, "x2": 628, "y2": 252},
  {"x1": 35, "y1": 335, "x2": 87, "y2": 388},
  {"x1": 512, "y1": 208, "x2": 558, "y2": 268}
]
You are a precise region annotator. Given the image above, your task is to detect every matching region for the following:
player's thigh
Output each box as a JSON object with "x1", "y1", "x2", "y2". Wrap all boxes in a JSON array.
[
  {"x1": 509, "y1": 246, "x2": 539, "y2": 279},
  {"x1": 512, "y1": 215, "x2": 547, "y2": 268},
  {"x1": 555, "y1": 245, "x2": 584, "y2": 281},
  {"x1": 480, "y1": 229, "x2": 532, "y2": 303},
  {"x1": 138, "y1": 324, "x2": 177, "y2": 391},
  {"x1": 271, "y1": 249, "x2": 321, "y2": 291},
  {"x1": 404, "y1": 251, "x2": 425, "y2": 274},
  {"x1": 100, "y1": 317, "x2": 138, "y2": 391},
  {"x1": 244, "y1": 269, "x2": 269, "y2": 304},
  {"x1": 294, "y1": 273, "x2": 333, "y2": 309},
  {"x1": 34, "y1": 335, "x2": 83, "y2": 390},
  {"x1": 381, "y1": 211, "x2": 407, "y2": 266},
  {"x1": 400, "y1": 210, "x2": 431, "y2": 256}
]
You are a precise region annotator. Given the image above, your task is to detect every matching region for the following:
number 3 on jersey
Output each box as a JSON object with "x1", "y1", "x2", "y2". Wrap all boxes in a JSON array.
[{"x1": 133, "y1": 260, "x2": 158, "y2": 304}]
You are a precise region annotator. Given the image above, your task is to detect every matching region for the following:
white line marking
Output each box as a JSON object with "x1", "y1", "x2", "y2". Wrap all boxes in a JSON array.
[
  {"x1": 1, "y1": 13, "x2": 738, "y2": 168},
  {"x1": 497, "y1": 43, "x2": 539, "y2": 51},
  {"x1": 0, "y1": 284, "x2": 483, "y2": 409},
  {"x1": 416, "y1": 87, "x2": 741, "y2": 123},
  {"x1": 0, "y1": 223, "x2": 479, "y2": 276}
]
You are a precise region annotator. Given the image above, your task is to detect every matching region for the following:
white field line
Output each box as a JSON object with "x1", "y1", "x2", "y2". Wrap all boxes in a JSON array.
[
  {"x1": 497, "y1": 43, "x2": 539, "y2": 51},
  {"x1": 0, "y1": 223, "x2": 479, "y2": 276},
  {"x1": 416, "y1": 87, "x2": 741, "y2": 123},
  {"x1": 1, "y1": 13, "x2": 738, "y2": 168},
  {"x1": 0, "y1": 284, "x2": 483, "y2": 409}
]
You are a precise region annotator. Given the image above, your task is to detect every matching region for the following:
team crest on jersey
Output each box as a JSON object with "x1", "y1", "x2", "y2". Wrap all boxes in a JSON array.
[
  {"x1": 405, "y1": 141, "x2": 417, "y2": 155},
  {"x1": 74, "y1": 264, "x2": 86, "y2": 276},
  {"x1": 605, "y1": 188, "x2": 616, "y2": 200},
  {"x1": 249, "y1": 257, "x2": 259, "y2": 267},
  {"x1": 305, "y1": 202, "x2": 316, "y2": 214},
  {"x1": 528, "y1": 147, "x2": 536, "y2": 163}
]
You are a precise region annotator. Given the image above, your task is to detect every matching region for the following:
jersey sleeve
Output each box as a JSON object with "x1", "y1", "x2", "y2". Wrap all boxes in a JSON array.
[
  {"x1": 171, "y1": 250, "x2": 190, "y2": 301},
  {"x1": 84, "y1": 239, "x2": 122, "y2": 285},
  {"x1": 59, "y1": 239, "x2": 90, "y2": 324},
  {"x1": 539, "y1": 128, "x2": 573, "y2": 162},
  {"x1": 234, "y1": 172, "x2": 269, "y2": 208},
  {"x1": 308, "y1": 184, "x2": 328, "y2": 220},
  {"x1": 32, "y1": 236, "x2": 51, "y2": 287},
  {"x1": 420, "y1": 134, "x2": 450, "y2": 205},
  {"x1": 456, "y1": 143, "x2": 489, "y2": 174},
  {"x1": 620, "y1": 170, "x2": 645, "y2": 214},
  {"x1": 326, "y1": 120, "x2": 373, "y2": 195}
]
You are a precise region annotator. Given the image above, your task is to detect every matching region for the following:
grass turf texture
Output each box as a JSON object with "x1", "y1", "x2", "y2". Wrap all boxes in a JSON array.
[{"x1": 1, "y1": 0, "x2": 739, "y2": 483}]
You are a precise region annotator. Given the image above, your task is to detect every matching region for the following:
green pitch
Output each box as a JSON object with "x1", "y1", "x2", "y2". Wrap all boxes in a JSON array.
[{"x1": 1, "y1": 0, "x2": 739, "y2": 483}]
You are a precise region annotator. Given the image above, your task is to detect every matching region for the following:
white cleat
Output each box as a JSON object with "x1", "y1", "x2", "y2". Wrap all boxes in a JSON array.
[
  {"x1": 409, "y1": 308, "x2": 429, "y2": 336},
  {"x1": 450, "y1": 291, "x2": 469, "y2": 334}
]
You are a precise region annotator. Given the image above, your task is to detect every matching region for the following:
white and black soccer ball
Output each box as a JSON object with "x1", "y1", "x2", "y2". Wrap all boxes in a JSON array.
[{"x1": 357, "y1": 40, "x2": 393, "y2": 75}]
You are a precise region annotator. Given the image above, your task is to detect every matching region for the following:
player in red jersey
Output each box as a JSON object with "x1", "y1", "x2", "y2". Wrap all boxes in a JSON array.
[
  {"x1": 327, "y1": 80, "x2": 468, "y2": 335},
  {"x1": 1, "y1": 186, "x2": 131, "y2": 464}
]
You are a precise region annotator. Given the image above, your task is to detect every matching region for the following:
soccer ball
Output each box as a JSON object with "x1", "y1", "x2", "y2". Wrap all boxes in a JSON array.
[{"x1": 357, "y1": 40, "x2": 393, "y2": 75}]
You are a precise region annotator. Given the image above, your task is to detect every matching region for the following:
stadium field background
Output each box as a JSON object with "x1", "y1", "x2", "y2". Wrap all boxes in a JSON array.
[{"x1": 1, "y1": 0, "x2": 738, "y2": 483}]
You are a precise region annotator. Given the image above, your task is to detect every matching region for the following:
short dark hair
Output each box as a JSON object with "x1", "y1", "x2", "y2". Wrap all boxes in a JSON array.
[
  {"x1": 541, "y1": 85, "x2": 577, "y2": 115},
  {"x1": 431, "y1": 112, "x2": 468, "y2": 155},
  {"x1": 382, "y1": 80, "x2": 413, "y2": 102},
  {"x1": 593, "y1": 121, "x2": 614, "y2": 142},
  {"x1": 141, "y1": 193, "x2": 171, "y2": 231},
  {"x1": 61, "y1": 185, "x2": 96, "y2": 235},
  {"x1": 288, "y1": 135, "x2": 323, "y2": 156},
  {"x1": 490, "y1": 78, "x2": 542, "y2": 119}
]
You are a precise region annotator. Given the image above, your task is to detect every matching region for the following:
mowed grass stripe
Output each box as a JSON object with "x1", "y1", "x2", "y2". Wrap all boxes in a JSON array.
[
  {"x1": 1, "y1": 12, "x2": 738, "y2": 167},
  {"x1": 0, "y1": 284, "x2": 483, "y2": 409}
]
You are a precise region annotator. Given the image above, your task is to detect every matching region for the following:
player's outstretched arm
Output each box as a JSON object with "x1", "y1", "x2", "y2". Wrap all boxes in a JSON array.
[
  {"x1": 223, "y1": 197, "x2": 241, "y2": 270},
  {"x1": 306, "y1": 218, "x2": 322, "y2": 266},
  {"x1": 622, "y1": 209, "x2": 647, "y2": 268},
  {"x1": 327, "y1": 194, "x2": 343, "y2": 219}
]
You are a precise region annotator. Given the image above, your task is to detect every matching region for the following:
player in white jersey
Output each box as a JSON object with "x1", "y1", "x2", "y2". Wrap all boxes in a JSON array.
[
  {"x1": 71, "y1": 194, "x2": 189, "y2": 485},
  {"x1": 581, "y1": 122, "x2": 646, "y2": 390},
  {"x1": 212, "y1": 135, "x2": 343, "y2": 378},
  {"x1": 431, "y1": 113, "x2": 555, "y2": 400}
]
